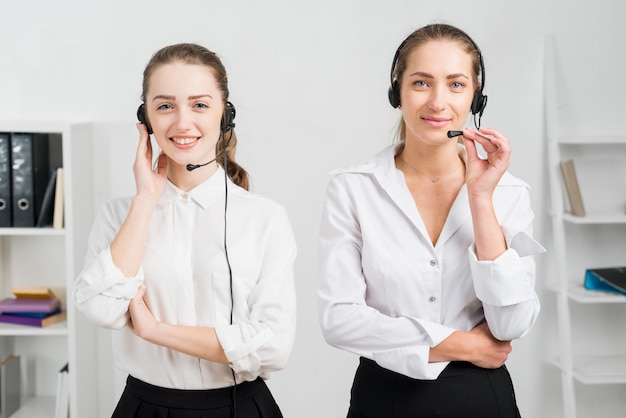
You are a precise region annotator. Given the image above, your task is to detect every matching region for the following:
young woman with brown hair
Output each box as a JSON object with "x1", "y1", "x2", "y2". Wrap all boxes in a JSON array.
[
  {"x1": 318, "y1": 24, "x2": 545, "y2": 417},
  {"x1": 74, "y1": 43, "x2": 296, "y2": 418}
]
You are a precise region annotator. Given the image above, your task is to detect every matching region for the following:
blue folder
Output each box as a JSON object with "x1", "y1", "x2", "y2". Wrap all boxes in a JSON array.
[{"x1": 584, "y1": 267, "x2": 626, "y2": 296}]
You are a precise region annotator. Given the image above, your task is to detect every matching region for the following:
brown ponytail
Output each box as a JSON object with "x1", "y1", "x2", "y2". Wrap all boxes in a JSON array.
[{"x1": 216, "y1": 129, "x2": 250, "y2": 191}]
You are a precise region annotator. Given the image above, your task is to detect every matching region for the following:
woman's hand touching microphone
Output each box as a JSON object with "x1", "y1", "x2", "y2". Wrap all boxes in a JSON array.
[{"x1": 461, "y1": 127, "x2": 511, "y2": 199}]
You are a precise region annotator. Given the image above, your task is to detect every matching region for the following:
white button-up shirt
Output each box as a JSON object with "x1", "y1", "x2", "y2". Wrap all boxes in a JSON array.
[
  {"x1": 74, "y1": 167, "x2": 297, "y2": 389},
  {"x1": 318, "y1": 144, "x2": 544, "y2": 380}
]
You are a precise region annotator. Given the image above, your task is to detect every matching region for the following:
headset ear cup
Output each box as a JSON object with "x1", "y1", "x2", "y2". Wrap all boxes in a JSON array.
[
  {"x1": 221, "y1": 101, "x2": 236, "y2": 133},
  {"x1": 136, "y1": 104, "x2": 153, "y2": 135},
  {"x1": 471, "y1": 92, "x2": 487, "y2": 116},
  {"x1": 388, "y1": 81, "x2": 400, "y2": 108}
]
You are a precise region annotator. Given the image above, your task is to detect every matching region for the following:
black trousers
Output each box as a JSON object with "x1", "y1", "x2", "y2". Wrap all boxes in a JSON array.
[
  {"x1": 111, "y1": 375, "x2": 283, "y2": 418},
  {"x1": 347, "y1": 358, "x2": 521, "y2": 418}
]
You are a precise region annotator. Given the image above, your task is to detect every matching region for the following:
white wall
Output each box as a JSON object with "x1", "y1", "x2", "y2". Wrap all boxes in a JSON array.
[{"x1": 1, "y1": 1, "x2": 625, "y2": 417}]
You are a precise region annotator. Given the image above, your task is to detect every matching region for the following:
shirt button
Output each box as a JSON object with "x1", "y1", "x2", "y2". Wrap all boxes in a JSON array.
[
  {"x1": 182, "y1": 194, "x2": 188, "y2": 199},
  {"x1": 430, "y1": 259, "x2": 436, "y2": 266},
  {"x1": 429, "y1": 296, "x2": 437, "y2": 302}
]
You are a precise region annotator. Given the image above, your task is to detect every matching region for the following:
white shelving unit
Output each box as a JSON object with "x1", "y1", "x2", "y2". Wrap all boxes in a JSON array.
[
  {"x1": 545, "y1": 38, "x2": 626, "y2": 418},
  {"x1": 0, "y1": 122, "x2": 98, "y2": 418}
]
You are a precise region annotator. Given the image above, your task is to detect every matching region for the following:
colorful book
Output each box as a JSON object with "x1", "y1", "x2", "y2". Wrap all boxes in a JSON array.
[
  {"x1": 3, "y1": 307, "x2": 62, "y2": 318},
  {"x1": 0, "y1": 310, "x2": 66, "y2": 327},
  {"x1": 11, "y1": 286, "x2": 58, "y2": 299},
  {"x1": 584, "y1": 267, "x2": 626, "y2": 296},
  {"x1": 0, "y1": 297, "x2": 61, "y2": 313}
]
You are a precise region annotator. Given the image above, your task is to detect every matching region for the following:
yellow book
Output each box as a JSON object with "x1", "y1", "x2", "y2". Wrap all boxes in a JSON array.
[{"x1": 11, "y1": 286, "x2": 59, "y2": 299}]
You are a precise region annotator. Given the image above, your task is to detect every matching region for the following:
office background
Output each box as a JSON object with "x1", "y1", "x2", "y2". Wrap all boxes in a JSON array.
[{"x1": 1, "y1": 0, "x2": 624, "y2": 416}]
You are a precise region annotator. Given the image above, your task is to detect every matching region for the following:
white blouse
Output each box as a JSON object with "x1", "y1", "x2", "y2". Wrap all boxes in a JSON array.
[
  {"x1": 317, "y1": 144, "x2": 545, "y2": 380},
  {"x1": 73, "y1": 167, "x2": 297, "y2": 389}
]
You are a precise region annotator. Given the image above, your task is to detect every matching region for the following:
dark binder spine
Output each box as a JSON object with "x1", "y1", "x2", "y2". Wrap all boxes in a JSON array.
[
  {"x1": 10, "y1": 133, "x2": 50, "y2": 227},
  {"x1": 0, "y1": 133, "x2": 11, "y2": 227}
]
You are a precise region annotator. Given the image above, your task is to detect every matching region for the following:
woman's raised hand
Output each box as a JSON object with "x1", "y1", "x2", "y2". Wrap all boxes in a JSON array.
[
  {"x1": 462, "y1": 127, "x2": 511, "y2": 198},
  {"x1": 133, "y1": 123, "x2": 168, "y2": 203}
]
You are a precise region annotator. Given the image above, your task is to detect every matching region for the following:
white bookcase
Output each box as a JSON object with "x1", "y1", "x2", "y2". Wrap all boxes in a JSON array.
[
  {"x1": 545, "y1": 38, "x2": 626, "y2": 418},
  {"x1": 0, "y1": 122, "x2": 98, "y2": 418}
]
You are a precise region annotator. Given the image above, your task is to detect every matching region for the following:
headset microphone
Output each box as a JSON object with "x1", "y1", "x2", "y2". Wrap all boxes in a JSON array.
[{"x1": 186, "y1": 156, "x2": 218, "y2": 172}]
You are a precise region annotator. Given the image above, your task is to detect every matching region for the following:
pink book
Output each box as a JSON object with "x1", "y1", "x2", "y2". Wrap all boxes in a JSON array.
[{"x1": 0, "y1": 297, "x2": 61, "y2": 313}]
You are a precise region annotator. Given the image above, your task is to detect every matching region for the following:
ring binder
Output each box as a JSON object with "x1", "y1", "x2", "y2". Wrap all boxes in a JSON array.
[
  {"x1": 10, "y1": 133, "x2": 50, "y2": 227},
  {"x1": 0, "y1": 132, "x2": 11, "y2": 227}
]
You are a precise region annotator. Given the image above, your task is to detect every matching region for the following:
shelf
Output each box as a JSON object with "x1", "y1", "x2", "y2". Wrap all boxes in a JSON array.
[
  {"x1": 574, "y1": 355, "x2": 626, "y2": 384},
  {"x1": 556, "y1": 135, "x2": 626, "y2": 145},
  {"x1": 11, "y1": 395, "x2": 56, "y2": 418},
  {"x1": 0, "y1": 121, "x2": 98, "y2": 417},
  {"x1": 550, "y1": 355, "x2": 626, "y2": 385},
  {"x1": 563, "y1": 213, "x2": 626, "y2": 225},
  {"x1": 545, "y1": 34, "x2": 626, "y2": 418},
  {"x1": 0, "y1": 227, "x2": 65, "y2": 237},
  {"x1": 546, "y1": 282, "x2": 626, "y2": 304},
  {"x1": 567, "y1": 284, "x2": 626, "y2": 304},
  {"x1": 0, "y1": 320, "x2": 68, "y2": 336}
]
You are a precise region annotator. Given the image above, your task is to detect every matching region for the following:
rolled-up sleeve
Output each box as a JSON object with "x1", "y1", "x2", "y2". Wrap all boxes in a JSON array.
[
  {"x1": 470, "y1": 186, "x2": 546, "y2": 341},
  {"x1": 215, "y1": 207, "x2": 297, "y2": 380},
  {"x1": 72, "y1": 202, "x2": 143, "y2": 329}
]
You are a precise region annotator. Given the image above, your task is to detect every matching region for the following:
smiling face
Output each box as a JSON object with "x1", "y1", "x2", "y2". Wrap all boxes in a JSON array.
[
  {"x1": 145, "y1": 61, "x2": 224, "y2": 169},
  {"x1": 399, "y1": 39, "x2": 475, "y2": 145}
]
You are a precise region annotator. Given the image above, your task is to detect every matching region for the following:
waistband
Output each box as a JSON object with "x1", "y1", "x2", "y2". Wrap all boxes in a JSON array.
[
  {"x1": 359, "y1": 357, "x2": 503, "y2": 379},
  {"x1": 126, "y1": 375, "x2": 266, "y2": 409}
]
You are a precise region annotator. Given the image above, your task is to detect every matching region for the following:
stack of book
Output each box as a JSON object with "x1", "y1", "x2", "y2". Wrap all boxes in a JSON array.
[{"x1": 0, "y1": 287, "x2": 66, "y2": 327}]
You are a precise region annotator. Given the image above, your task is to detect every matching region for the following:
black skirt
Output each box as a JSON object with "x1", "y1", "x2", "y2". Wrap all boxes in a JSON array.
[
  {"x1": 347, "y1": 358, "x2": 521, "y2": 418},
  {"x1": 111, "y1": 375, "x2": 283, "y2": 418}
]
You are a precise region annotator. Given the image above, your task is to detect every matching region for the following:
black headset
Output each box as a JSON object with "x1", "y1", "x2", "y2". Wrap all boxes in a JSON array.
[
  {"x1": 387, "y1": 30, "x2": 488, "y2": 123},
  {"x1": 136, "y1": 101, "x2": 236, "y2": 135}
]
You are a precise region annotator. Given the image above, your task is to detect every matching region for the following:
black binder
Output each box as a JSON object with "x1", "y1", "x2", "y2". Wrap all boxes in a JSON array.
[
  {"x1": 10, "y1": 133, "x2": 50, "y2": 227},
  {"x1": 0, "y1": 133, "x2": 10, "y2": 227},
  {"x1": 584, "y1": 267, "x2": 626, "y2": 296},
  {"x1": 36, "y1": 168, "x2": 58, "y2": 227}
]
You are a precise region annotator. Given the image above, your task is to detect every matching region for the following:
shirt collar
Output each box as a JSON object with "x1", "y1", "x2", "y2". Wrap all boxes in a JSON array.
[{"x1": 160, "y1": 165, "x2": 228, "y2": 209}]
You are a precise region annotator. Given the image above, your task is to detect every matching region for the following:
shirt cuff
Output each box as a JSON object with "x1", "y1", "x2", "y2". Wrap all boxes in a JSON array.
[
  {"x1": 370, "y1": 320, "x2": 455, "y2": 380},
  {"x1": 469, "y1": 247, "x2": 536, "y2": 306},
  {"x1": 373, "y1": 346, "x2": 448, "y2": 380},
  {"x1": 74, "y1": 247, "x2": 144, "y2": 303},
  {"x1": 502, "y1": 227, "x2": 546, "y2": 257},
  {"x1": 215, "y1": 324, "x2": 274, "y2": 374}
]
